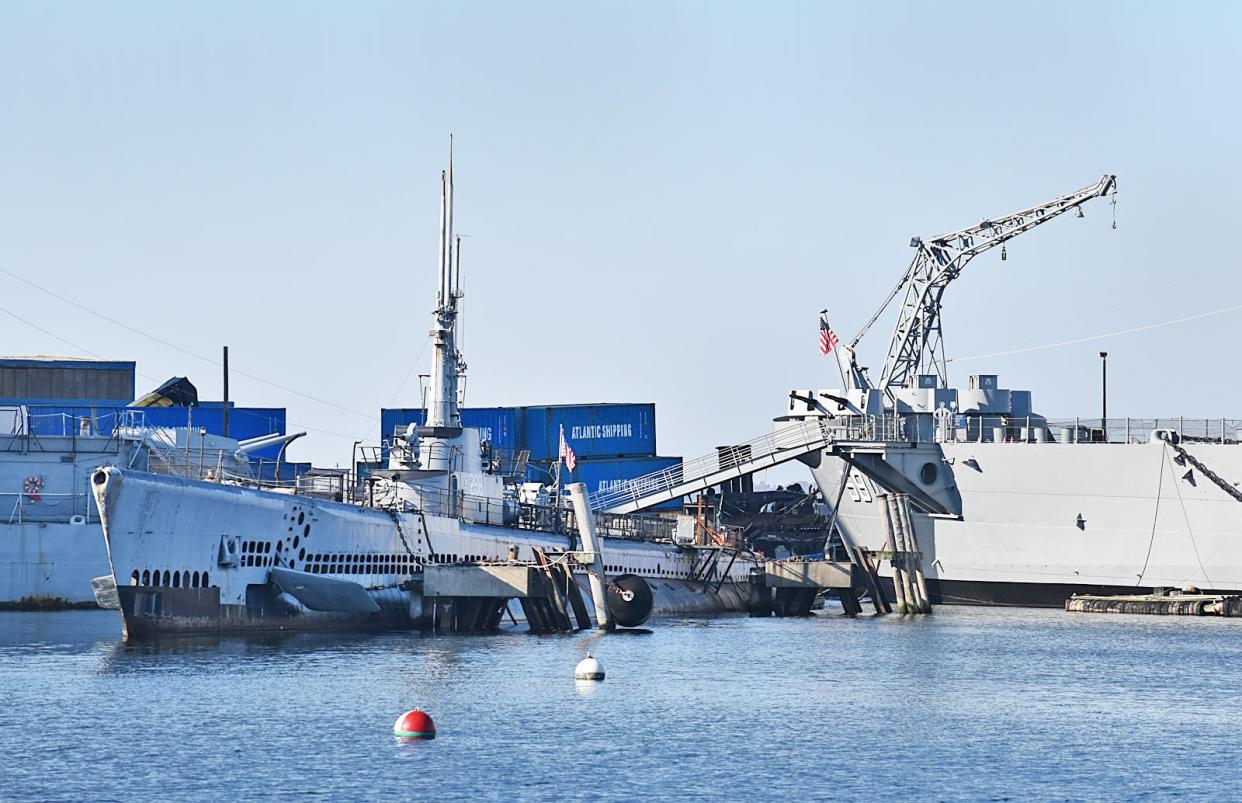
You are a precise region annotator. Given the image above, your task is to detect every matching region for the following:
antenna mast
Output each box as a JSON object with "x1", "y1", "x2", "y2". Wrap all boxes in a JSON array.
[{"x1": 427, "y1": 137, "x2": 465, "y2": 428}]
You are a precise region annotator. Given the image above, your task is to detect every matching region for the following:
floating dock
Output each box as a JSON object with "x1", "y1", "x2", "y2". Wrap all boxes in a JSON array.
[{"x1": 1066, "y1": 592, "x2": 1242, "y2": 617}]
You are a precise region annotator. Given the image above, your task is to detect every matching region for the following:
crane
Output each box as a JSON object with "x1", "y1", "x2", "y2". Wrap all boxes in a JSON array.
[{"x1": 845, "y1": 174, "x2": 1117, "y2": 395}]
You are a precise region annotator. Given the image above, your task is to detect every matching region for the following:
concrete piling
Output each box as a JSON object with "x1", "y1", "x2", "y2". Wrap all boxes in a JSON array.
[{"x1": 880, "y1": 493, "x2": 931, "y2": 615}]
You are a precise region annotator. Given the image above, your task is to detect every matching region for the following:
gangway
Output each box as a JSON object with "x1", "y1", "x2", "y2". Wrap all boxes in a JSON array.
[{"x1": 589, "y1": 416, "x2": 897, "y2": 514}]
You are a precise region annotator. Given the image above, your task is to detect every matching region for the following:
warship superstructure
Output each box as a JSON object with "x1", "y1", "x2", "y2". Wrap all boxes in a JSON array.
[{"x1": 92, "y1": 145, "x2": 751, "y2": 636}]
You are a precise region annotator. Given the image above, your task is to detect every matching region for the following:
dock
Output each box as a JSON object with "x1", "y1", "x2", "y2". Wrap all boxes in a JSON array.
[
  {"x1": 747, "y1": 558, "x2": 857, "y2": 616},
  {"x1": 422, "y1": 553, "x2": 594, "y2": 634},
  {"x1": 1066, "y1": 592, "x2": 1242, "y2": 617}
]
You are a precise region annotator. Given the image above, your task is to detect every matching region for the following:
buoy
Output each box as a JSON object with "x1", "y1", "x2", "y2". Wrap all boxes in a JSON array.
[
  {"x1": 393, "y1": 709, "x2": 436, "y2": 740},
  {"x1": 575, "y1": 654, "x2": 605, "y2": 681}
]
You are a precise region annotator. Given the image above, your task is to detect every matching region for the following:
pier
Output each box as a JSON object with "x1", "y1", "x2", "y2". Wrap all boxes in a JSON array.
[
  {"x1": 422, "y1": 554, "x2": 594, "y2": 634},
  {"x1": 747, "y1": 558, "x2": 856, "y2": 617}
]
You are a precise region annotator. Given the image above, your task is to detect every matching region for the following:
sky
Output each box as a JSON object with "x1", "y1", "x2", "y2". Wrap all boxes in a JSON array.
[{"x1": 1, "y1": 1, "x2": 1240, "y2": 484}]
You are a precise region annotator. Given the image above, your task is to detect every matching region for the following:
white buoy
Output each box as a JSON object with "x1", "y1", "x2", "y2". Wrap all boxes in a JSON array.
[{"x1": 575, "y1": 653, "x2": 605, "y2": 681}]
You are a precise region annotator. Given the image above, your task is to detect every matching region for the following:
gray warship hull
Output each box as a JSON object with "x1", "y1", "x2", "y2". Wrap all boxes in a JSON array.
[{"x1": 812, "y1": 440, "x2": 1242, "y2": 607}]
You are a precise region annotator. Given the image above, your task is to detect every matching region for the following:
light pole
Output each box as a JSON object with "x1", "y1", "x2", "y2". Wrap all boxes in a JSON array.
[{"x1": 1099, "y1": 351, "x2": 1108, "y2": 439}]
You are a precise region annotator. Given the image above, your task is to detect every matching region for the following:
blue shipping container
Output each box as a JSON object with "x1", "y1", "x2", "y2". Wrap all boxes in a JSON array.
[
  {"x1": 569, "y1": 455, "x2": 682, "y2": 511},
  {"x1": 522, "y1": 403, "x2": 655, "y2": 461},
  {"x1": 524, "y1": 456, "x2": 682, "y2": 510},
  {"x1": 380, "y1": 407, "x2": 520, "y2": 451}
]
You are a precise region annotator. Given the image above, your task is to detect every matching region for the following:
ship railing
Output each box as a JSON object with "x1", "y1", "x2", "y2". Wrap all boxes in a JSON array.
[
  {"x1": 936, "y1": 417, "x2": 1242, "y2": 445},
  {"x1": 588, "y1": 415, "x2": 905, "y2": 513},
  {"x1": 0, "y1": 406, "x2": 131, "y2": 455},
  {"x1": 1040, "y1": 417, "x2": 1242, "y2": 445},
  {"x1": 375, "y1": 482, "x2": 675, "y2": 543},
  {"x1": 3, "y1": 491, "x2": 96, "y2": 525}
]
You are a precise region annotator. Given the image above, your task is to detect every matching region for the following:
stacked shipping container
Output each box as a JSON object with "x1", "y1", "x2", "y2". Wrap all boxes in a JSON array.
[{"x1": 379, "y1": 403, "x2": 682, "y2": 510}]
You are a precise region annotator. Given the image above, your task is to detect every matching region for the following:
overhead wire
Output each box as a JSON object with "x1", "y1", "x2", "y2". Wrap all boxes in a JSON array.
[
  {"x1": 1135, "y1": 444, "x2": 1167, "y2": 587},
  {"x1": 0, "y1": 300, "x2": 365, "y2": 442},
  {"x1": 949, "y1": 302, "x2": 1242, "y2": 363},
  {"x1": 0, "y1": 265, "x2": 372, "y2": 420}
]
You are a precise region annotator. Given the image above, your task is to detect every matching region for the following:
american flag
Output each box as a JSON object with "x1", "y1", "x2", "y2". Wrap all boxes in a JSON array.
[
  {"x1": 559, "y1": 424, "x2": 577, "y2": 472},
  {"x1": 819, "y1": 314, "x2": 839, "y2": 356}
]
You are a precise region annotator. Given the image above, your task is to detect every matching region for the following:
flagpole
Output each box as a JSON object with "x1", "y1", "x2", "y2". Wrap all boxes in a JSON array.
[{"x1": 821, "y1": 309, "x2": 849, "y2": 389}]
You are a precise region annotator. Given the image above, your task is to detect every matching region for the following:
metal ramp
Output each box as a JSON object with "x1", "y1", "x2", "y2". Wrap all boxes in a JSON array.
[{"x1": 590, "y1": 417, "x2": 857, "y2": 514}]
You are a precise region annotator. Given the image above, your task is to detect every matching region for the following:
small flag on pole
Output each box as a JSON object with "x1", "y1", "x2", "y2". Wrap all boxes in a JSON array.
[
  {"x1": 559, "y1": 424, "x2": 577, "y2": 472},
  {"x1": 819, "y1": 314, "x2": 840, "y2": 356}
]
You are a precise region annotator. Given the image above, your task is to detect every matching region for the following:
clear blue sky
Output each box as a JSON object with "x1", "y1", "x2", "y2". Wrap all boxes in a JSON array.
[{"x1": 1, "y1": 2, "x2": 1239, "y2": 476}]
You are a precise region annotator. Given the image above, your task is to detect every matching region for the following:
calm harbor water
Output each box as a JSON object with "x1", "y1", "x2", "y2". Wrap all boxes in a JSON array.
[{"x1": 2, "y1": 606, "x2": 1239, "y2": 802}]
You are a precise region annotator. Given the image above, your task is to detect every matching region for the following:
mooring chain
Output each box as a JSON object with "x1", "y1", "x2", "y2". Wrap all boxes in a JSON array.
[
  {"x1": 1172, "y1": 442, "x2": 1242, "y2": 505},
  {"x1": 388, "y1": 510, "x2": 423, "y2": 567}
]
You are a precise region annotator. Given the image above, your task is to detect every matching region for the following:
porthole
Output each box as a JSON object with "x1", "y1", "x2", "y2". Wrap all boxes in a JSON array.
[
  {"x1": 299, "y1": 548, "x2": 305, "y2": 561},
  {"x1": 919, "y1": 462, "x2": 939, "y2": 485},
  {"x1": 304, "y1": 524, "x2": 311, "y2": 538},
  {"x1": 298, "y1": 512, "x2": 305, "y2": 525},
  {"x1": 293, "y1": 536, "x2": 300, "y2": 549}
]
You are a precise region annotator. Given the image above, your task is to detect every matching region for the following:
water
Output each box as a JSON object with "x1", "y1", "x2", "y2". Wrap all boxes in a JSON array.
[{"x1": 2, "y1": 606, "x2": 1239, "y2": 802}]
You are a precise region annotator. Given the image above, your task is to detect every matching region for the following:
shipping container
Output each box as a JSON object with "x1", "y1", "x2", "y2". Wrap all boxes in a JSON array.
[
  {"x1": 525, "y1": 455, "x2": 683, "y2": 511},
  {"x1": 521, "y1": 403, "x2": 655, "y2": 461},
  {"x1": 380, "y1": 407, "x2": 519, "y2": 451}
]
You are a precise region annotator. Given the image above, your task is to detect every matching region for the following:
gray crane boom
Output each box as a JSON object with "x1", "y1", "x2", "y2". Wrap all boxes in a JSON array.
[{"x1": 853, "y1": 174, "x2": 1116, "y2": 395}]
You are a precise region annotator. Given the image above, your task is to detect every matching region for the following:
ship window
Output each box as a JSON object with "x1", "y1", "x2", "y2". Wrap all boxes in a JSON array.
[
  {"x1": 192, "y1": 571, "x2": 200, "y2": 588},
  {"x1": 293, "y1": 536, "x2": 300, "y2": 549},
  {"x1": 920, "y1": 462, "x2": 938, "y2": 485},
  {"x1": 298, "y1": 512, "x2": 305, "y2": 525},
  {"x1": 173, "y1": 571, "x2": 181, "y2": 588},
  {"x1": 142, "y1": 570, "x2": 150, "y2": 585},
  {"x1": 131, "y1": 570, "x2": 140, "y2": 586},
  {"x1": 299, "y1": 548, "x2": 305, "y2": 561},
  {"x1": 288, "y1": 560, "x2": 295, "y2": 570},
  {"x1": 304, "y1": 524, "x2": 311, "y2": 538},
  {"x1": 162, "y1": 570, "x2": 171, "y2": 586}
]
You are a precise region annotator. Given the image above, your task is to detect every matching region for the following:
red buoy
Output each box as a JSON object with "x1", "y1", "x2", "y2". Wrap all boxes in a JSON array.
[{"x1": 393, "y1": 709, "x2": 436, "y2": 740}]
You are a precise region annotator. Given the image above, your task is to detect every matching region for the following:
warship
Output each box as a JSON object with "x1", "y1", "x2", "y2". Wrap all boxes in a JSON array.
[
  {"x1": 586, "y1": 173, "x2": 1242, "y2": 609},
  {"x1": 91, "y1": 145, "x2": 751, "y2": 636},
  {"x1": 786, "y1": 175, "x2": 1242, "y2": 605}
]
